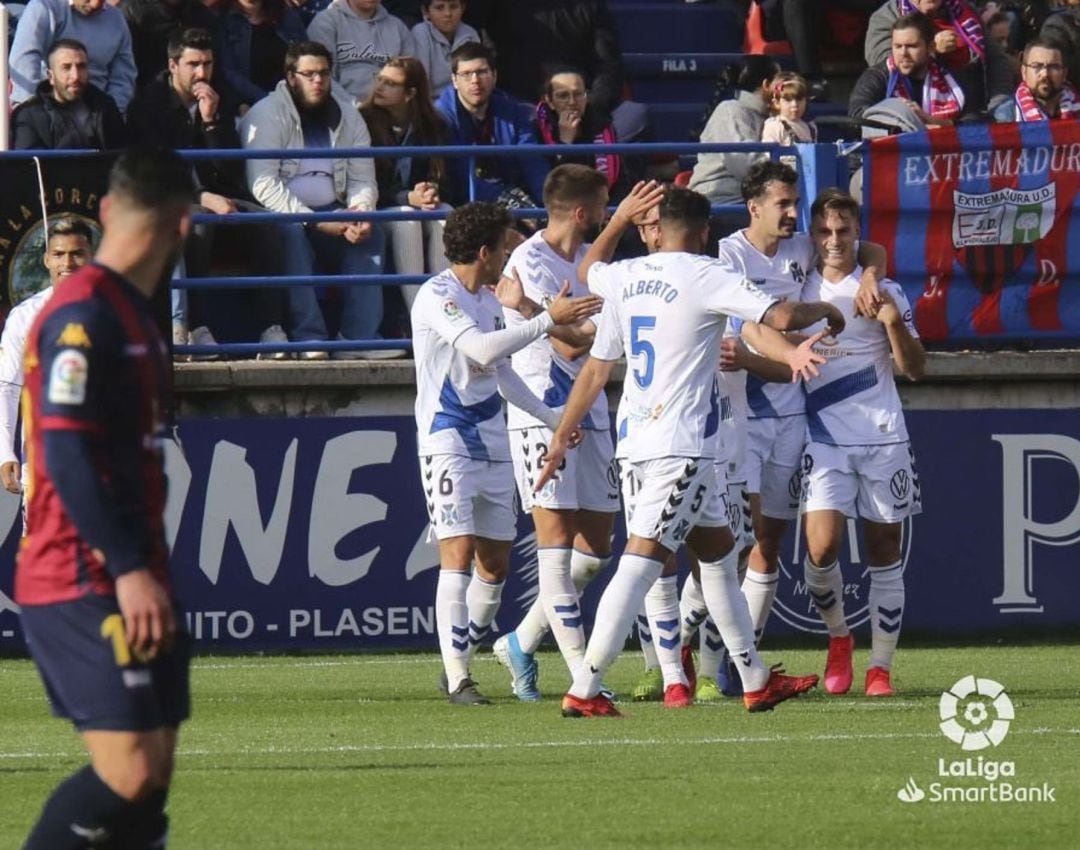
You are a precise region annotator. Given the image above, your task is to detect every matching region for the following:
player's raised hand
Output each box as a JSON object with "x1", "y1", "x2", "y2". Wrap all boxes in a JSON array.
[
  {"x1": 547, "y1": 280, "x2": 603, "y2": 325},
  {"x1": 116, "y1": 569, "x2": 176, "y2": 661},
  {"x1": 612, "y1": 180, "x2": 666, "y2": 228},
  {"x1": 786, "y1": 330, "x2": 828, "y2": 383},
  {"x1": 534, "y1": 431, "x2": 571, "y2": 492},
  {"x1": 495, "y1": 269, "x2": 526, "y2": 310},
  {"x1": 0, "y1": 461, "x2": 20, "y2": 494},
  {"x1": 855, "y1": 265, "x2": 884, "y2": 317}
]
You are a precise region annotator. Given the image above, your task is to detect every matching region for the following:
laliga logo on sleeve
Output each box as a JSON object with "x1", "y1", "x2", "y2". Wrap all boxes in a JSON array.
[{"x1": 939, "y1": 675, "x2": 1014, "y2": 751}]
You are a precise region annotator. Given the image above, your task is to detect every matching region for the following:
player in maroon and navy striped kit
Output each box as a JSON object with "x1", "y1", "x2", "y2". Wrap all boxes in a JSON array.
[{"x1": 18, "y1": 148, "x2": 194, "y2": 850}]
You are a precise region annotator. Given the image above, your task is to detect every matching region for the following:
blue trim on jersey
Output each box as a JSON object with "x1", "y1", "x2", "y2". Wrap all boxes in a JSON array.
[
  {"x1": 704, "y1": 379, "x2": 720, "y2": 439},
  {"x1": 618, "y1": 418, "x2": 628, "y2": 440},
  {"x1": 429, "y1": 377, "x2": 503, "y2": 461},
  {"x1": 542, "y1": 362, "x2": 594, "y2": 429},
  {"x1": 746, "y1": 374, "x2": 779, "y2": 417},
  {"x1": 805, "y1": 364, "x2": 878, "y2": 444}
]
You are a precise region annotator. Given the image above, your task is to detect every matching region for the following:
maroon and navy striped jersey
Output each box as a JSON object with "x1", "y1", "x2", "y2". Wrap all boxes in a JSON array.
[{"x1": 15, "y1": 263, "x2": 171, "y2": 605}]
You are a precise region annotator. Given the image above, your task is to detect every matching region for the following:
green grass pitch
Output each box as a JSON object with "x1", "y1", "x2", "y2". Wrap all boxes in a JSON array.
[{"x1": 1, "y1": 645, "x2": 1077, "y2": 849}]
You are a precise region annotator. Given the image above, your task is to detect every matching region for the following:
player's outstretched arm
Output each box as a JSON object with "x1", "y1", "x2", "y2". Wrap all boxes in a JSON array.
[
  {"x1": 762, "y1": 300, "x2": 846, "y2": 337},
  {"x1": 496, "y1": 361, "x2": 561, "y2": 430},
  {"x1": 877, "y1": 291, "x2": 925, "y2": 381},
  {"x1": 577, "y1": 180, "x2": 665, "y2": 287},
  {"x1": 534, "y1": 355, "x2": 615, "y2": 492},
  {"x1": 733, "y1": 326, "x2": 826, "y2": 383}
]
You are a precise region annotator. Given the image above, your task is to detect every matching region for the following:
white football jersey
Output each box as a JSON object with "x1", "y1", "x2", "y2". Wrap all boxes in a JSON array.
[
  {"x1": 503, "y1": 231, "x2": 608, "y2": 430},
  {"x1": 800, "y1": 267, "x2": 918, "y2": 446},
  {"x1": 0, "y1": 288, "x2": 52, "y2": 466},
  {"x1": 588, "y1": 252, "x2": 777, "y2": 463},
  {"x1": 718, "y1": 230, "x2": 814, "y2": 420},
  {"x1": 412, "y1": 269, "x2": 512, "y2": 462}
]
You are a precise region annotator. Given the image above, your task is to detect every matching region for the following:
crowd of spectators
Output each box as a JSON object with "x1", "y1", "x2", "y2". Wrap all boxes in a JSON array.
[{"x1": 5, "y1": 0, "x2": 1080, "y2": 358}]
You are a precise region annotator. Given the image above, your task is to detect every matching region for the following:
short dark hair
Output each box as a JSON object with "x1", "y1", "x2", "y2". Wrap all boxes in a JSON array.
[
  {"x1": 167, "y1": 27, "x2": 215, "y2": 62},
  {"x1": 47, "y1": 38, "x2": 87, "y2": 63},
  {"x1": 741, "y1": 160, "x2": 798, "y2": 202},
  {"x1": 1023, "y1": 37, "x2": 1064, "y2": 64},
  {"x1": 659, "y1": 187, "x2": 711, "y2": 232},
  {"x1": 892, "y1": 12, "x2": 935, "y2": 47},
  {"x1": 542, "y1": 164, "x2": 607, "y2": 212},
  {"x1": 543, "y1": 65, "x2": 586, "y2": 97},
  {"x1": 47, "y1": 216, "x2": 94, "y2": 243},
  {"x1": 450, "y1": 41, "x2": 495, "y2": 74},
  {"x1": 810, "y1": 187, "x2": 860, "y2": 222},
  {"x1": 285, "y1": 41, "x2": 333, "y2": 74},
  {"x1": 420, "y1": 0, "x2": 463, "y2": 6},
  {"x1": 108, "y1": 148, "x2": 195, "y2": 211},
  {"x1": 443, "y1": 202, "x2": 511, "y2": 264}
]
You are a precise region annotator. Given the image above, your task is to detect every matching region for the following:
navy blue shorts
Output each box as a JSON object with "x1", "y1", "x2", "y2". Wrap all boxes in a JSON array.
[{"x1": 21, "y1": 594, "x2": 191, "y2": 732}]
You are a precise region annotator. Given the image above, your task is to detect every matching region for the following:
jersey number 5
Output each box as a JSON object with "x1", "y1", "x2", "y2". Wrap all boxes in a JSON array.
[{"x1": 630, "y1": 316, "x2": 656, "y2": 389}]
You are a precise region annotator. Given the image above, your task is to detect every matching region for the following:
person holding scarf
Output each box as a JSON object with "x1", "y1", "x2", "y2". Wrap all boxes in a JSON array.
[
  {"x1": 533, "y1": 67, "x2": 646, "y2": 205},
  {"x1": 850, "y1": 13, "x2": 969, "y2": 128},
  {"x1": 866, "y1": 0, "x2": 1015, "y2": 114}
]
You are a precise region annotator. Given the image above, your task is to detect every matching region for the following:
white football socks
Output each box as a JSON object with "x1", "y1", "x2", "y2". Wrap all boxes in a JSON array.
[
  {"x1": 537, "y1": 547, "x2": 586, "y2": 676},
  {"x1": 435, "y1": 570, "x2": 471, "y2": 692},
  {"x1": 570, "y1": 554, "x2": 664, "y2": 698},
  {"x1": 699, "y1": 549, "x2": 770, "y2": 692},
  {"x1": 742, "y1": 568, "x2": 778, "y2": 646},
  {"x1": 804, "y1": 557, "x2": 850, "y2": 638},
  {"x1": 637, "y1": 605, "x2": 659, "y2": 670},
  {"x1": 868, "y1": 562, "x2": 904, "y2": 671},
  {"x1": 571, "y1": 549, "x2": 610, "y2": 590},
  {"x1": 465, "y1": 572, "x2": 504, "y2": 659},
  {"x1": 679, "y1": 575, "x2": 708, "y2": 645},
  {"x1": 644, "y1": 575, "x2": 684, "y2": 688}
]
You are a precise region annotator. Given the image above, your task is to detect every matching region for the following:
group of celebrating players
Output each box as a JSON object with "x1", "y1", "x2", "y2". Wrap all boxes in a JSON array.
[
  {"x1": 412, "y1": 158, "x2": 925, "y2": 717},
  {"x1": 9, "y1": 147, "x2": 926, "y2": 847}
]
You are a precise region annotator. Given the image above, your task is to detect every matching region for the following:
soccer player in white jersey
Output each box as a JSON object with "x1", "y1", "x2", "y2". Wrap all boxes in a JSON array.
[
  {"x1": 491, "y1": 166, "x2": 662, "y2": 700},
  {"x1": 538, "y1": 187, "x2": 840, "y2": 717},
  {"x1": 411, "y1": 202, "x2": 603, "y2": 705},
  {"x1": 798, "y1": 189, "x2": 924, "y2": 697},
  {"x1": 0, "y1": 218, "x2": 92, "y2": 496},
  {"x1": 718, "y1": 161, "x2": 886, "y2": 649}
]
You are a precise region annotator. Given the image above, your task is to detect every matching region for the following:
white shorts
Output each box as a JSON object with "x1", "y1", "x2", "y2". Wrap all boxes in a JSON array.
[
  {"x1": 746, "y1": 415, "x2": 806, "y2": 520},
  {"x1": 725, "y1": 472, "x2": 753, "y2": 550},
  {"x1": 800, "y1": 441, "x2": 922, "y2": 523},
  {"x1": 510, "y1": 426, "x2": 620, "y2": 513},
  {"x1": 620, "y1": 456, "x2": 728, "y2": 551},
  {"x1": 420, "y1": 454, "x2": 517, "y2": 541}
]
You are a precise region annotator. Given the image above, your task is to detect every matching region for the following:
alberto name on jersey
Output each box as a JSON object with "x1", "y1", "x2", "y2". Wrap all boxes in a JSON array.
[
  {"x1": 800, "y1": 265, "x2": 919, "y2": 447},
  {"x1": 412, "y1": 269, "x2": 511, "y2": 462},
  {"x1": 588, "y1": 253, "x2": 777, "y2": 463},
  {"x1": 16, "y1": 264, "x2": 171, "y2": 606},
  {"x1": 503, "y1": 232, "x2": 608, "y2": 431}
]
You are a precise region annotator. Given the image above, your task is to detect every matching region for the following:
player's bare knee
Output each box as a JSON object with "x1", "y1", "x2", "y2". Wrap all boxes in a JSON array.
[
  {"x1": 864, "y1": 521, "x2": 902, "y2": 565},
  {"x1": 807, "y1": 541, "x2": 840, "y2": 568}
]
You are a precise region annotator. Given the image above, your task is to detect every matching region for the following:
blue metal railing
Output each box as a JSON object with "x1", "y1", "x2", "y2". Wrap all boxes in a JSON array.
[{"x1": 6, "y1": 141, "x2": 849, "y2": 357}]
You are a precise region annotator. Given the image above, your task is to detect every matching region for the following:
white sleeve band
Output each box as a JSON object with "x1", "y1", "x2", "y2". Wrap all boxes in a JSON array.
[
  {"x1": 452, "y1": 310, "x2": 555, "y2": 366},
  {"x1": 496, "y1": 362, "x2": 559, "y2": 430}
]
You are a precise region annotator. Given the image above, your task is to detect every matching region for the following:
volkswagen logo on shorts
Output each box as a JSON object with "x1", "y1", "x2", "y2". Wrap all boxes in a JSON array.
[{"x1": 890, "y1": 469, "x2": 910, "y2": 500}]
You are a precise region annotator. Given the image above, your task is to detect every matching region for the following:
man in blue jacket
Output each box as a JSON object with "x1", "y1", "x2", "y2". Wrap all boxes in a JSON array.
[{"x1": 435, "y1": 42, "x2": 549, "y2": 209}]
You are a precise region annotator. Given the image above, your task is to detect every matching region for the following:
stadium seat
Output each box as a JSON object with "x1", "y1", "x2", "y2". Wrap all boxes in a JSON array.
[{"x1": 742, "y1": 1, "x2": 793, "y2": 56}]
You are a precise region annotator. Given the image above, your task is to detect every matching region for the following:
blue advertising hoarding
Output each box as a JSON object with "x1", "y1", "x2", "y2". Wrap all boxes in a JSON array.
[{"x1": 0, "y1": 409, "x2": 1077, "y2": 651}]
